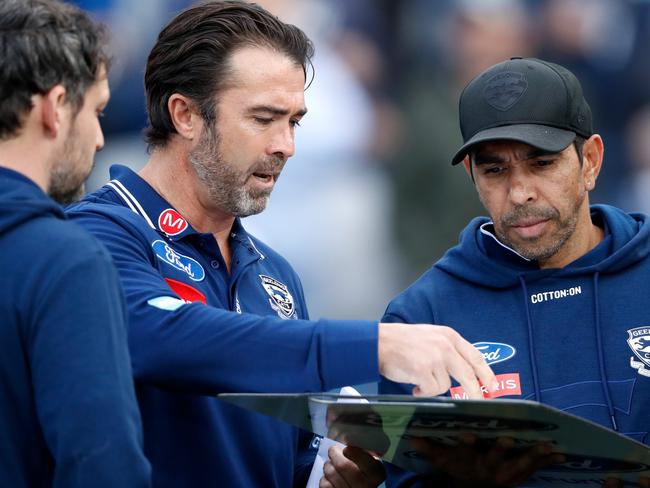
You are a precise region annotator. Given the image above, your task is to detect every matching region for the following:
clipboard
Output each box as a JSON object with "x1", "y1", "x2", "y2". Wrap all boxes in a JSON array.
[{"x1": 218, "y1": 393, "x2": 650, "y2": 486}]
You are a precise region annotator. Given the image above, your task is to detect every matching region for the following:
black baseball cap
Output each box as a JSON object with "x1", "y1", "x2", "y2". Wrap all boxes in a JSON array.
[{"x1": 451, "y1": 57, "x2": 593, "y2": 165}]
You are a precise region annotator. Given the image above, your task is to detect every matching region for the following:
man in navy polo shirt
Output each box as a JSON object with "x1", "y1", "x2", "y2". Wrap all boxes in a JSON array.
[{"x1": 66, "y1": 2, "x2": 496, "y2": 486}]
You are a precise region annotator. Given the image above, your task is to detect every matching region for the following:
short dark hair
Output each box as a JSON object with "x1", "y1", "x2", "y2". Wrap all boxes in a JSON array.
[
  {"x1": 144, "y1": 0, "x2": 314, "y2": 150},
  {"x1": 0, "y1": 0, "x2": 109, "y2": 140}
]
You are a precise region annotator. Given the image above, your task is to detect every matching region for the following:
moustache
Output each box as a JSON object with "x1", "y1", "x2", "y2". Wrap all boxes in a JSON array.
[
  {"x1": 501, "y1": 205, "x2": 559, "y2": 227},
  {"x1": 250, "y1": 156, "x2": 285, "y2": 176}
]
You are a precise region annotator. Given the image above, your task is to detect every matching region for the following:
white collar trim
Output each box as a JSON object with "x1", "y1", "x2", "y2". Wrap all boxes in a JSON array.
[{"x1": 479, "y1": 222, "x2": 532, "y2": 262}]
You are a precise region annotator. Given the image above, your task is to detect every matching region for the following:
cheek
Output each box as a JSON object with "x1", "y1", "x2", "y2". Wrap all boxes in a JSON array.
[
  {"x1": 476, "y1": 186, "x2": 502, "y2": 215},
  {"x1": 74, "y1": 116, "x2": 96, "y2": 148},
  {"x1": 222, "y1": 138, "x2": 263, "y2": 168},
  {"x1": 547, "y1": 175, "x2": 582, "y2": 208}
]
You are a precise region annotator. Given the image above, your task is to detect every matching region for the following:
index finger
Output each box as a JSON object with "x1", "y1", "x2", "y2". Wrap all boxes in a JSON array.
[
  {"x1": 455, "y1": 336, "x2": 497, "y2": 397},
  {"x1": 445, "y1": 358, "x2": 483, "y2": 399}
]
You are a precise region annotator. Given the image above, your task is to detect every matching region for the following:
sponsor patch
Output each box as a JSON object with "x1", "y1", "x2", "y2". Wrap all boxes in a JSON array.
[
  {"x1": 473, "y1": 341, "x2": 516, "y2": 365},
  {"x1": 259, "y1": 274, "x2": 295, "y2": 319},
  {"x1": 164, "y1": 277, "x2": 207, "y2": 304},
  {"x1": 627, "y1": 326, "x2": 650, "y2": 378},
  {"x1": 158, "y1": 208, "x2": 188, "y2": 236},
  {"x1": 530, "y1": 286, "x2": 582, "y2": 304},
  {"x1": 450, "y1": 373, "x2": 522, "y2": 399},
  {"x1": 147, "y1": 296, "x2": 186, "y2": 311},
  {"x1": 152, "y1": 240, "x2": 205, "y2": 281}
]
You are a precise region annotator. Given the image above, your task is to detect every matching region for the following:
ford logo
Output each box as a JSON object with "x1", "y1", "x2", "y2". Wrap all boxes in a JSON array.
[
  {"x1": 473, "y1": 342, "x2": 516, "y2": 365},
  {"x1": 152, "y1": 240, "x2": 205, "y2": 282}
]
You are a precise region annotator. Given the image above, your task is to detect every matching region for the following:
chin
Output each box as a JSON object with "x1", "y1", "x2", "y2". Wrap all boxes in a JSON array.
[
  {"x1": 235, "y1": 197, "x2": 270, "y2": 218},
  {"x1": 237, "y1": 205, "x2": 267, "y2": 218},
  {"x1": 50, "y1": 183, "x2": 85, "y2": 205}
]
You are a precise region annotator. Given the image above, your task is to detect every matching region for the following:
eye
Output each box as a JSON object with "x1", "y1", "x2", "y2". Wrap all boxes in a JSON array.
[
  {"x1": 96, "y1": 110, "x2": 105, "y2": 118},
  {"x1": 534, "y1": 159, "x2": 554, "y2": 168},
  {"x1": 482, "y1": 165, "x2": 505, "y2": 176},
  {"x1": 290, "y1": 119, "x2": 301, "y2": 128},
  {"x1": 254, "y1": 117, "x2": 273, "y2": 125}
]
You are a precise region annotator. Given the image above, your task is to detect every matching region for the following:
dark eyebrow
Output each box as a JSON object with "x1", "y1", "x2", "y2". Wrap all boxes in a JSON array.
[
  {"x1": 472, "y1": 153, "x2": 505, "y2": 166},
  {"x1": 247, "y1": 105, "x2": 307, "y2": 117}
]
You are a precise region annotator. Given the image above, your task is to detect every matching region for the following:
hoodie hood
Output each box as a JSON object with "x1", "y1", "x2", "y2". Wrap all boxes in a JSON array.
[
  {"x1": 0, "y1": 167, "x2": 63, "y2": 235},
  {"x1": 437, "y1": 204, "x2": 650, "y2": 289}
]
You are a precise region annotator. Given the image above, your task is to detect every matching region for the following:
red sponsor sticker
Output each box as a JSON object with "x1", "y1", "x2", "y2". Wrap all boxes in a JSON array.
[
  {"x1": 158, "y1": 208, "x2": 188, "y2": 236},
  {"x1": 450, "y1": 373, "x2": 521, "y2": 399},
  {"x1": 164, "y1": 278, "x2": 207, "y2": 304}
]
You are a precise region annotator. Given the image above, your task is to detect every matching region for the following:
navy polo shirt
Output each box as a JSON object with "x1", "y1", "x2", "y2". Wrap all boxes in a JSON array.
[{"x1": 67, "y1": 164, "x2": 380, "y2": 487}]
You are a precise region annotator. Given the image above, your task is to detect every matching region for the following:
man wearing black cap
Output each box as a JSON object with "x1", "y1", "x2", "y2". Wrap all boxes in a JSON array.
[{"x1": 379, "y1": 57, "x2": 650, "y2": 486}]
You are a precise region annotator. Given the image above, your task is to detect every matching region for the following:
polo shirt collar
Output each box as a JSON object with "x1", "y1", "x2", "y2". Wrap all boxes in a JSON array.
[
  {"x1": 105, "y1": 164, "x2": 263, "y2": 260},
  {"x1": 106, "y1": 164, "x2": 196, "y2": 241}
]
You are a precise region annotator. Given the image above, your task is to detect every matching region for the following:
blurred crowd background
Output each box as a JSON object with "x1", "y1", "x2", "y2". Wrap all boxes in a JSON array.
[{"x1": 74, "y1": 0, "x2": 650, "y2": 321}]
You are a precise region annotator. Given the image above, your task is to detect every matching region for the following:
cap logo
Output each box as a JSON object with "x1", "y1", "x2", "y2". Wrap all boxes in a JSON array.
[{"x1": 483, "y1": 72, "x2": 528, "y2": 111}]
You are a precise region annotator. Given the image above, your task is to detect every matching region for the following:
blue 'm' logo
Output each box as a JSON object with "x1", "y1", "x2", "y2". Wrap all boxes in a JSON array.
[
  {"x1": 473, "y1": 342, "x2": 516, "y2": 365},
  {"x1": 152, "y1": 240, "x2": 205, "y2": 282}
]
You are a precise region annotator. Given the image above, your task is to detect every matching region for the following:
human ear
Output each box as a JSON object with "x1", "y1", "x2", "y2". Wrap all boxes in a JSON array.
[
  {"x1": 40, "y1": 85, "x2": 68, "y2": 138},
  {"x1": 168, "y1": 94, "x2": 200, "y2": 141},
  {"x1": 582, "y1": 135, "x2": 604, "y2": 191}
]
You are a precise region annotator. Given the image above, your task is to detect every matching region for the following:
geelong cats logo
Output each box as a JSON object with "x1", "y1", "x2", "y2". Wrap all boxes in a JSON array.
[
  {"x1": 627, "y1": 326, "x2": 650, "y2": 378},
  {"x1": 260, "y1": 275, "x2": 295, "y2": 319},
  {"x1": 483, "y1": 71, "x2": 528, "y2": 111}
]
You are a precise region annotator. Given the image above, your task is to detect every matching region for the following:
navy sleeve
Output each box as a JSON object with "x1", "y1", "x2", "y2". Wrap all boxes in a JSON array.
[
  {"x1": 293, "y1": 430, "x2": 319, "y2": 487},
  {"x1": 28, "y1": 246, "x2": 150, "y2": 487},
  {"x1": 67, "y1": 209, "x2": 380, "y2": 394}
]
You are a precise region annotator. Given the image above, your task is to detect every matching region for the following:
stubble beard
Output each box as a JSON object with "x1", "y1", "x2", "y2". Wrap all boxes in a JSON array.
[
  {"x1": 490, "y1": 192, "x2": 585, "y2": 262},
  {"x1": 48, "y1": 123, "x2": 92, "y2": 205},
  {"x1": 189, "y1": 124, "x2": 284, "y2": 218}
]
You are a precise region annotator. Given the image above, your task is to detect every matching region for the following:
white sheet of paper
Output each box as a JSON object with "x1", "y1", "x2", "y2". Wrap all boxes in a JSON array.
[{"x1": 306, "y1": 386, "x2": 368, "y2": 487}]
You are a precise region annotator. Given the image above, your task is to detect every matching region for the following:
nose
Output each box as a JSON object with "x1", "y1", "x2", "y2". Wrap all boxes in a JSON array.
[
  {"x1": 508, "y1": 170, "x2": 536, "y2": 205},
  {"x1": 96, "y1": 125, "x2": 105, "y2": 152},
  {"x1": 268, "y1": 126, "x2": 295, "y2": 159}
]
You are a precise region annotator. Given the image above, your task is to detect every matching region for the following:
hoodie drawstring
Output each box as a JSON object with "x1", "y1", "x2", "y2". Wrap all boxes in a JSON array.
[
  {"x1": 520, "y1": 273, "x2": 618, "y2": 431},
  {"x1": 519, "y1": 276, "x2": 542, "y2": 402},
  {"x1": 593, "y1": 272, "x2": 618, "y2": 431}
]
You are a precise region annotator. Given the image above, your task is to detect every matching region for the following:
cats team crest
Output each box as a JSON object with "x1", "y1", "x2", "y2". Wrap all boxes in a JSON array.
[
  {"x1": 259, "y1": 275, "x2": 295, "y2": 319},
  {"x1": 627, "y1": 326, "x2": 650, "y2": 378}
]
